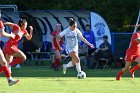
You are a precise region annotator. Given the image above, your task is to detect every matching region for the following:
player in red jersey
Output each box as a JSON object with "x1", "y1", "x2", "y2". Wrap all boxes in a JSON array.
[
  {"x1": 3, "y1": 19, "x2": 33, "y2": 72},
  {"x1": 116, "y1": 25, "x2": 140, "y2": 80},
  {"x1": 51, "y1": 23, "x2": 63, "y2": 71},
  {"x1": 0, "y1": 19, "x2": 19, "y2": 86}
]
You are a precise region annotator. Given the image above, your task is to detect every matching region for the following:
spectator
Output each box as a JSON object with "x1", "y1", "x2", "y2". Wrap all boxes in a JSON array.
[
  {"x1": 93, "y1": 35, "x2": 114, "y2": 68},
  {"x1": 80, "y1": 24, "x2": 96, "y2": 68}
]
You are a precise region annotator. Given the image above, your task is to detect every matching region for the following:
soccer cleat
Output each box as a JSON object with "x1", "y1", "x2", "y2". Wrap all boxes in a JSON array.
[
  {"x1": 130, "y1": 70, "x2": 134, "y2": 78},
  {"x1": 8, "y1": 79, "x2": 19, "y2": 86},
  {"x1": 62, "y1": 64, "x2": 67, "y2": 74},
  {"x1": 16, "y1": 64, "x2": 21, "y2": 68}
]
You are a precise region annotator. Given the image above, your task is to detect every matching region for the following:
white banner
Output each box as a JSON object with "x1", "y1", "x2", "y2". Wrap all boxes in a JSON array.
[
  {"x1": 90, "y1": 12, "x2": 111, "y2": 47},
  {"x1": 133, "y1": 10, "x2": 140, "y2": 33}
]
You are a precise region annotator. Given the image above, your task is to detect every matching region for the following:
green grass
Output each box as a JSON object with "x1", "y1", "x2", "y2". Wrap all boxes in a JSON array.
[{"x1": 0, "y1": 66, "x2": 140, "y2": 93}]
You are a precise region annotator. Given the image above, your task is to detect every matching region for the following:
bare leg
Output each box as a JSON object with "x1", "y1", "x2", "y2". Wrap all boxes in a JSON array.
[
  {"x1": 9, "y1": 49, "x2": 26, "y2": 66},
  {"x1": 69, "y1": 51, "x2": 81, "y2": 73}
]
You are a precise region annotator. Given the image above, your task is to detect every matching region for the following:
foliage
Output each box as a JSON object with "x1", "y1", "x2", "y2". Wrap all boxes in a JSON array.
[{"x1": 1, "y1": 0, "x2": 140, "y2": 32}]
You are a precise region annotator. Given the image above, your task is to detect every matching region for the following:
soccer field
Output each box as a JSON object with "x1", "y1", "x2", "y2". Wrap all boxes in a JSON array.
[{"x1": 0, "y1": 67, "x2": 140, "y2": 93}]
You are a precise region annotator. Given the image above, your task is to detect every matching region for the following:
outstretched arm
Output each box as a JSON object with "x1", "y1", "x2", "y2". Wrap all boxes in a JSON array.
[
  {"x1": 24, "y1": 26, "x2": 33, "y2": 40},
  {"x1": 4, "y1": 22, "x2": 13, "y2": 28},
  {"x1": 79, "y1": 35, "x2": 94, "y2": 48},
  {"x1": 2, "y1": 22, "x2": 15, "y2": 38},
  {"x1": 0, "y1": 28, "x2": 15, "y2": 39}
]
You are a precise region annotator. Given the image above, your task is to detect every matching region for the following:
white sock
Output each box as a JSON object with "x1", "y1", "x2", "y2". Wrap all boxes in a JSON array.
[
  {"x1": 76, "y1": 63, "x2": 81, "y2": 73},
  {"x1": 7, "y1": 77, "x2": 12, "y2": 81},
  {"x1": 66, "y1": 61, "x2": 73, "y2": 68}
]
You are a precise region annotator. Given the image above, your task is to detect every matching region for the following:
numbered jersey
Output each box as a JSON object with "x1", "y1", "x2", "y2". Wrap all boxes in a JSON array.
[{"x1": 0, "y1": 20, "x2": 4, "y2": 29}]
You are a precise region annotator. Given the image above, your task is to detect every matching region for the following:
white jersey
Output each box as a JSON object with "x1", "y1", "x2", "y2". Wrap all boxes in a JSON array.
[{"x1": 60, "y1": 27, "x2": 82, "y2": 53}]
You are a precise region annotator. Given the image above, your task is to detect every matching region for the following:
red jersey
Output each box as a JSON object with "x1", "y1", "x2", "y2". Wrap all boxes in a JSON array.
[
  {"x1": 0, "y1": 20, "x2": 4, "y2": 38},
  {"x1": 0, "y1": 20, "x2": 4, "y2": 49},
  {"x1": 5, "y1": 24, "x2": 28, "y2": 47},
  {"x1": 0, "y1": 20, "x2": 4, "y2": 28},
  {"x1": 51, "y1": 30, "x2": 62, "y2": 50},
  {"x1": 4, "y1": 23, "x2": 28, "y2": 55},
  {"x1": 126, "y1": 32, "x2": 140, "y2": 55}
]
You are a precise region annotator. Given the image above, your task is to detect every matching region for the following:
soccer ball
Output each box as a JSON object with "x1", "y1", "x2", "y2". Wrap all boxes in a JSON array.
[{"x1": 77, "y1": 71, "x2": 86, "y2": 79}]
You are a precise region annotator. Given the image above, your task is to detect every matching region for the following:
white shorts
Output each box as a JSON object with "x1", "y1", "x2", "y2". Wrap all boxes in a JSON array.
[{"x1": 66, "y1": 47, "x2": 78, "y2": 54}]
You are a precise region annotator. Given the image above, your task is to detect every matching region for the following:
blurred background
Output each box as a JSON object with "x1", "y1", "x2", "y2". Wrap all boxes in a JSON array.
[{"x1": 0, "y1": 0, "x2": 140, "y2": 63}]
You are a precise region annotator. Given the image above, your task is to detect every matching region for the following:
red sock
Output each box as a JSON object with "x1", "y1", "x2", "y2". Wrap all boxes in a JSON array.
[
  {"x1": 0, "y1": 67, "x2": 3, "y2": 73},
  {"x1": 54, "y1": 58, "x2": 60, "y2": 67},
  {"x1": 130, "y1": 64, "x2": 140, "y2": 73},
  {"x1": 2, "y1": 66, "x2": 11, "y2": 78},
  {"x1": 116, "y1": 70, "x2": 124, "y2": 80},
  {"x1": 10, "y1": 57, "x2": 24, "y2": 66},
  {"x1": 56, "y1": 58, "x2": 60, "y2": 67}
]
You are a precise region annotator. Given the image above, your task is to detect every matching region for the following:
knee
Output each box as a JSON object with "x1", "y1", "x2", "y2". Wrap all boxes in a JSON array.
[
  {"x1": 55, "y1": 55, "x2": 61, "y2": 60},
  {"x1": 123, "y1": 67, "x2": 130, "y2": 72},
  {"x1": 76, "y1": 58, "x2": 80, "y2": 63},
  {"x1": 72, "y1": 61, "x2": 76, "y2": 65}
]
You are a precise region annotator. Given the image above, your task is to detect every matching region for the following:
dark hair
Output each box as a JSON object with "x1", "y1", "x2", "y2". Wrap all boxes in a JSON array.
[
  {"x1": 86, "y1": 24, "x2": 90, "y2": 27},
  {"x1": 103, "y1": 35, "x2": 108, "y2": 39},
  {"x1": 18, "y1": 19, "x2": 27, "y2": 27},
  {"x1": 69, "y1": 18, "x2": 75, "y2": 26}
]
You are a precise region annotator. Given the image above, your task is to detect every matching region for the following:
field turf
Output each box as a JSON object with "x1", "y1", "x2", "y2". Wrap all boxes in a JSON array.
[{"x1": 0, "y1": 66, "x2": 140, "y2": 93}]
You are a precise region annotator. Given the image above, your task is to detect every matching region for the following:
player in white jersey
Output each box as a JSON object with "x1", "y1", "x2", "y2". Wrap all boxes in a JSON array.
[{"x1": 57, "y1": 18, "x2": 94, "y2": 75}]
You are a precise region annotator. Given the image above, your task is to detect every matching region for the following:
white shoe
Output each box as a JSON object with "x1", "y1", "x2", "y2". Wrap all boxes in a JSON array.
[
  {"x1": 8, "y1": 79, "x2": 19, "y2": 86},
  {"x1": 63, "y1": 64, "x2": 67, "y2": 74},
  {"x1": 16, "y1": 64, "x2": 21, "y2": 68}
]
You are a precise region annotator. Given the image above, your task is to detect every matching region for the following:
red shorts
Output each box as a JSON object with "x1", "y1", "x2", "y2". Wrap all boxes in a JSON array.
[
  {"x1": 3, "y1": 45, "x2": 20, "y2": 55},
  {"x1": 125, "y1": 53, "x2": 140, "y2": 62}
]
